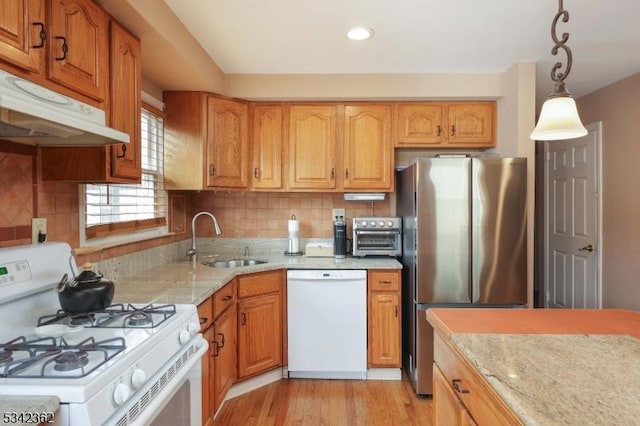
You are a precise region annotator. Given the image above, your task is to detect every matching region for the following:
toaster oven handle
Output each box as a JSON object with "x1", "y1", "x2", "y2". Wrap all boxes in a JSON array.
[{"x1": 355, "y1": 230, "x2": 400, "y2": 236}]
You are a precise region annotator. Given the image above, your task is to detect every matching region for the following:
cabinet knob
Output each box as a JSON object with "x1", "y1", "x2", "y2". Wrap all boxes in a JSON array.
[
  {"x1": 451, "y1": 125, "x2": 456, "y2": 136},
  {"x1": 32, "y1": 22, "x2": 46, "y2": 49},
  {"x1": 254, "y1": 167, "x2": 260, "y2": 179},
  {"x1": 216, "y1": 333, "x2": 225, "y2": 349},
  {"x1": 209, "y1": 165, "x2": 216, "y2": 176},
  {"x1": 436, "y1": 125, "x2": 442, "y2": 136},
  {"x1": 241, "y1": 312, "x2": 247, "y2": 325}
]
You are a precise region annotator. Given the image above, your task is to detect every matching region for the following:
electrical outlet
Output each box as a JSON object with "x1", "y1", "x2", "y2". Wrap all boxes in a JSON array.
[
  {"x1": 332, "y1": 208, "x2": 346, "y2": 222},
  {"x1": 31, "y1": 218, "x2": 47, "y2": 244}
]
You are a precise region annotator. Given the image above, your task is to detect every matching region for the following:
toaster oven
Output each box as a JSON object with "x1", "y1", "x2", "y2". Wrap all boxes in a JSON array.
[{"x1": 352, "y1": 217, "x2": 402, "y2": 257}]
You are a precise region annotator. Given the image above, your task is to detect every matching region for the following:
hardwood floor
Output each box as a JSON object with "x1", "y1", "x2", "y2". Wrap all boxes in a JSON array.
[{"x1": 214, "y1": 372, "x2": 433, "y2": 426}]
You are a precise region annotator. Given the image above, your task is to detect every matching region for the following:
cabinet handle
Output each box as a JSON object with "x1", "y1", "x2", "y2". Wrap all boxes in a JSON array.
[
  {"x1": 379, "y1": 280, "x2": 392, "y2": 285},
  {"x1": 54, "y1": 36, "x2": 68, "y2": 61},
  {"x1": 452, "y1": 379, "x2": 470, "y2": 394},
  {"x1": 436, "y1": 125, "x2": 441, "y2": 136},
  {"x1": 116, "y1": 144, "x2": 127, "y2": 158},
  {"x1": 451, "y1": 125, "x2": 456, "y2": 136},
  {"x1": 32, "y1": 23, "x2": 46, "y2": 49},
  {"x1": 209, "y1": 165, "x2": 215, "y2": 176},
  {"x1": 217, "y1": 333, "x2": 225, "y2": 349},
  {"x1": 199, "y1": 317, "x2": 208, "y2": 324},
  {"x1": 241, "y1": 312, "x2": 246, "y2": 325},
  {"x1": 254, "y1": 167, "x2": 260, "y2": 179},
  {"x1": 212, "y1": 341, "x2": 220, "y2": 357},
  {"x1": 345, "y1": 168, "x2": 349, "y2": 179},
  {"x1": 330, "y1": 168, "x2": 335, "y2": 180},
  {"x1": 222, "y1": 295, "x2": 232, "y2": 301},
  {"x1": 395, "y1": 305, "x2": 398, "y2": 318}
]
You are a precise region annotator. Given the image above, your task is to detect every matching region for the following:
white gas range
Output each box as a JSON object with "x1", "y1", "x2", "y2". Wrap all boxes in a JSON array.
[{"x1": 0, "y1": 243, "x2": 208, "y2": 426}]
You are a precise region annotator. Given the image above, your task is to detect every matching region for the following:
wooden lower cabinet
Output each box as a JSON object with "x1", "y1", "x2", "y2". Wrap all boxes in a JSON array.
[
  {"x1": 433, "y1": 364, "x2": 477, "y2": 426},
  {"x1": 367, "y1": 270, "x2": 401, "y2": 367},
  {"x1": 433, "y1": 331, "x2": 521, "y2": 425},
  {"x1": 212, "y1": 304, "x2": 237, "y2": 413},
  {"x1": 237, "y1": 292, "x2": 282, "y2": 379}
]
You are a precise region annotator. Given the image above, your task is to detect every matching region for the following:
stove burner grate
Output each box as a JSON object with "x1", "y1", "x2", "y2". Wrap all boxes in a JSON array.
[
  {"x1": 37, "y1": 303, "x2": 177, "y2": 329},
  {"x1": 0, "y1": 350, "x2": 13, "y2": 365},
  {"x1": 69, "y1": 314, "x2": 95, "y2": 327},
  {"x1": 0, "y1": 335, "x2": 125, "y2": 379}
]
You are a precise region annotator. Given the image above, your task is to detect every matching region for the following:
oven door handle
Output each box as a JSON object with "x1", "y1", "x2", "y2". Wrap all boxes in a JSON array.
[
  {"x1": 127, "y1": 335, "x2": 208, "y2": 426},
  {"x1": 355, "y1": 230, "x2": 400, "y2": 236}
]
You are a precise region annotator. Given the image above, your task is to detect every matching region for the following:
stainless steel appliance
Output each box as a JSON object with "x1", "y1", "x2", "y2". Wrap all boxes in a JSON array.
[
  {"x1": 0, "y1": 243, "x2": 207, "y2": 425},
  {"x1": 396, "y1": 157, "x2": 527, "y2": 395},
  {"x1": 352, "y1": 217, "x2": 402, "y2": 257}
]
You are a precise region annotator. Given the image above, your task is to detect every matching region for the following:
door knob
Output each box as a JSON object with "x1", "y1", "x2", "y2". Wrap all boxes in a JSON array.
[{"x1": 578, "y1": 244, "x2": 595, "y2": 252}]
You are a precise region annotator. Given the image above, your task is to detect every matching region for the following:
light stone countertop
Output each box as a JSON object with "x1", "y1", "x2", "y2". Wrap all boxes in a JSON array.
[
  {"x1": 113, "y1": 253, "x2": 402, "y2": 305},
  {"x1": 452, "y1": 333, "x2": 640, "y2": 426},
  {"x1": 0, "y1": 396, "x2": 59, "y2": 425}
]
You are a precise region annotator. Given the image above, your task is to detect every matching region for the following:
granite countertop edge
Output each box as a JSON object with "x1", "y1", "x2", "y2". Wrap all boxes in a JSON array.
[{"x1": 113, "y1": 254, "x2": 402, "y2": 305}]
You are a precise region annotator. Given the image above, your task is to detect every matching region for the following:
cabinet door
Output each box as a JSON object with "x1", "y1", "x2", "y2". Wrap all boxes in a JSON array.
[
  {"x1": 213, "y1": 305, "x2": 236, "y2": 414},
  {"x1": 206, "y1": 97, "x2": 248, "y2": 188},
  {"x1": 202, "y1": 326, "x2": 215, "y2": 426},
  {"x1": 251, "y1": 104, "x2": 283, "y2": 190},
  {"x1": 49, "y1": 0, "x2": 108, "y2": 102},
  {"x1": 396, "y1": 103, "x2": 445, "y2": 146},
  {"x1": 368, "y1": 292, "x2": 401, "y2": 366},
  {"x1": 287, "y1": 105, "x2": 337, "y2": 190},
  {"x1": 433, "y1": 364, "x2": 477, "y2": 426},
  {"x1": 109, "y1": 21, "x2": 141, "y2": 181},
  {"x1": 0, "y1": 0, "x2": 46, "y2": 73},
  {"x1": 237, "y1": 293, "x2": 282, "y2": 379},
  {"x1": 343, "y1": 104, "x2": 393, "y2": 191},
  {"x1": 447, "y1": 102, "x2": 495, "y2": 146}
]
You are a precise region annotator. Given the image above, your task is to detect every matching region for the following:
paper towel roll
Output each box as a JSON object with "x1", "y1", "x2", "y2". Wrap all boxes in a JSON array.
[{"x1": 288, "y1": 215, "x2": 300, "y2": 253}]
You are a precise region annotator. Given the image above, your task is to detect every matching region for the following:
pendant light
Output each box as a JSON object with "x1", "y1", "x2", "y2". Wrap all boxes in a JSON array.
[{"x1": 530, "y1": 0, "x2": 587, "y2": 141}]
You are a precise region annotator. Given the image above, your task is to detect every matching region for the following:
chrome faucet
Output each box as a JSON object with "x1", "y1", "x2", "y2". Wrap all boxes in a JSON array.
[
  {"x1": 187, "y1": 212, "x2": 222, "y2": 260},
  {"x1": 243, "y1": 246, "x2": 249, "y2": 258}
]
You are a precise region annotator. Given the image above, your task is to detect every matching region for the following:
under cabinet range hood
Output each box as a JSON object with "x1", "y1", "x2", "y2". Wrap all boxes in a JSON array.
[{"x1": 0, "y1": 69, "x2": 129, "y2": 146}]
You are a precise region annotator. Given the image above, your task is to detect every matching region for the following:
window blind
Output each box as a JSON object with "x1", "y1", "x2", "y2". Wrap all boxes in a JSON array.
[{"x1": 85, "y1": 108, "x2": 166, "y2": 239}]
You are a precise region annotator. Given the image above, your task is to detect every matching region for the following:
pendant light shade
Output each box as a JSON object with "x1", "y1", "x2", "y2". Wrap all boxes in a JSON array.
[
  {"x1": 530, "y1": 95, "x2": 587, "y2": 141},
  {"x1": 530, "y1": 0, "x2": 587, "y2": 141}
]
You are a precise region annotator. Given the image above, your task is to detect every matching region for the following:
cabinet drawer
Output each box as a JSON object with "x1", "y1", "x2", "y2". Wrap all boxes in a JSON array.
[
  {"x1": 368, "y1": 270, "x2": 400, "y2": 291},
  {"x1": 213, "y1": 279, "x2": 237, "y2": 319},
  {"x1": 238, "y1": 270, "x2": 282, "y2": 298},
  {"x1": 197, "y1": 298, "x2": 213, "y2": 332},
  {"x1": 433, "y1": 332, "x2": 521, "y2": 425}
]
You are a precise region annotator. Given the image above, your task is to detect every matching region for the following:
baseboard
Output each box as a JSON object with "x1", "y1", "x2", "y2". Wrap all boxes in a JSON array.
[
  {"x1": 366, "y1": 368, "x2": 402, "y2": 380},
  {"x1": 225, "y1": 368, "x2": 284, "y2": 400}
]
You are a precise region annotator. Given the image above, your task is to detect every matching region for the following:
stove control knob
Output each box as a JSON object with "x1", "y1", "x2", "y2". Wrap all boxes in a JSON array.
[
  {"x1": 113, "y1": 383, "x2": 131, "y2": 406},
  {"x1": 359, "y1": 221, "x2": 368, "y2": 227},
  {"x1": 131, "y1": 368, "x2": 147, "y2": 389},
  {"x1": 378, "y1": 221, "x2": 385, "y2": 227},
  {"x1": 187, "y1": 322, "x2": 199, "y2": 335},
  {"x1": 369, "y1": 221, "x2": 376, "y2": 227},
  {"x1": 387, "y1": 221, "x2": 394, "y2": 227},
  {"x1": 179, "y1": 329, "x2": 191, "y2": 345}
]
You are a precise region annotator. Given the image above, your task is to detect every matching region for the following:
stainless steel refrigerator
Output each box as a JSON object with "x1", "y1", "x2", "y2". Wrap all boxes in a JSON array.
[{"x1": 396, "y1": 157, "x2": 527, "y2": 395}]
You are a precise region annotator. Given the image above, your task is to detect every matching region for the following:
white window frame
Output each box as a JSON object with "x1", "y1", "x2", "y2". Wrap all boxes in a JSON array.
[{"x1": 79, "y1": 96, "x2": 169, "y2": 248}]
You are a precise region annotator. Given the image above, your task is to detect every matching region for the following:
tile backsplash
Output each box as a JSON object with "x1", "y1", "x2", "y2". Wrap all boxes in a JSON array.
[{"x1": 189, "y1": 192, "x2": 391, "y2": 238}]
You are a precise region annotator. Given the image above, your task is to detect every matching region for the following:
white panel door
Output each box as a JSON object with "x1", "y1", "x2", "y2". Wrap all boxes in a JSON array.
[{"x1": 545, "y1": 123, "x2": 600, "y2": 308}]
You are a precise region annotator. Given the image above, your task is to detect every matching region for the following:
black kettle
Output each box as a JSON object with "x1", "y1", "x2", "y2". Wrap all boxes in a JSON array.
[{"x1": 56, "y1": 263, "x2": 115, "y2": 315}]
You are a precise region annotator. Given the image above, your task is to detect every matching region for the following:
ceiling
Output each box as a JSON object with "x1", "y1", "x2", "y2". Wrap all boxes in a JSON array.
[{"x1": 160, "y1": 0, "x2": 640, "y2": 103}]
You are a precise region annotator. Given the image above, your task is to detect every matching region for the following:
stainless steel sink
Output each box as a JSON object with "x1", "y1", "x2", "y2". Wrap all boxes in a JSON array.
[{"x1": 203, "y1": 258, "x2": 267, "y2": 268}]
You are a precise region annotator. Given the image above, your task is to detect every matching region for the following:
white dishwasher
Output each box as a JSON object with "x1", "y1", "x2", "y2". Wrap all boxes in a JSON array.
[{"x1": 287, "y1": 269, "x2": 367, "y2": 379}]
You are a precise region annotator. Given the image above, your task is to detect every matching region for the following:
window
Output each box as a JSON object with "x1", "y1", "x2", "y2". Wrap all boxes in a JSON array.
[{"x1": 82, "y1": 107, "x2": 167, "y2": 244}]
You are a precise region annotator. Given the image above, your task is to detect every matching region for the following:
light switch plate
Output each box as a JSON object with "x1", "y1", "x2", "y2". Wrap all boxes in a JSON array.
[
  {"x1": 332, "y1": 208, "x2": 346, "y2": 222},
  {"x1": 31, "y1": 218, "x2": 47, "y2": 244}
]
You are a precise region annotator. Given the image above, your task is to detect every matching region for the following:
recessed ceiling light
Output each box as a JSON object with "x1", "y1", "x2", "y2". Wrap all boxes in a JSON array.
[{"x1": 346, "y1": 27, "x2": 374, "y2": 41}]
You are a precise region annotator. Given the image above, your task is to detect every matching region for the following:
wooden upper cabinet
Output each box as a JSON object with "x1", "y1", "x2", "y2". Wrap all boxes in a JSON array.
[
  {"x1": 395, "y1": 102, "x2": 496, "y2": 148},
  {"x1": 109, "y1": 20, "x2": 141, "y2": 181},
  {"x1": 287, "y1": 105, "x2": 337, "y2": 190},
  {"x1": 0, "y1": 0, "x2": 46, "y2": 73},
  {"x1": 48, "y1": 0, "x2": 108, "y2": 102},
  {"x1": 250, "y1": 104, "x2": 283, "y2": 190},
  {"x1": 396, "y1": 103, "x2": 444, "y2": 146},
  {"x1": 343, "y1": 104, "x2": 393, "y2": 191},
  {"x1": 447, "y1": 102, "x2": 495, "y2": 146},
  {"x1": 206, "y1": 97, "x2": 249, "y2": 189}
]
